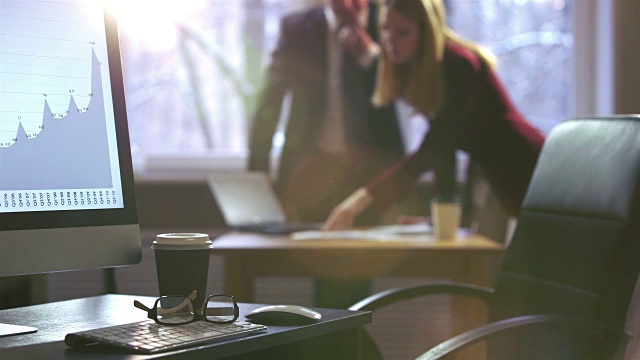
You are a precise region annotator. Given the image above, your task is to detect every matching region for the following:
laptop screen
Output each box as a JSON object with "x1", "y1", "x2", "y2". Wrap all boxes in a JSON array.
[{"x1": 206, "y1": 173, "x2": 287, "y2": 227}]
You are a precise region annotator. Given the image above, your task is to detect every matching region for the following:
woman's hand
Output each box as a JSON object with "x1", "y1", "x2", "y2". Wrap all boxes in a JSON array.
[{"x1": 322, "y1": 187, "x2": 373, "y2": 230}]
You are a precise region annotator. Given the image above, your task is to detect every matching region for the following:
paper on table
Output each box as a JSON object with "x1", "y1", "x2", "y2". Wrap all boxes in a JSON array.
[
  {"x1": 291, "y1": 223, "x2": 431, "y2": 242},
  {"x1": 367, "y1": 223, "x2": 431, "y2": 234}
]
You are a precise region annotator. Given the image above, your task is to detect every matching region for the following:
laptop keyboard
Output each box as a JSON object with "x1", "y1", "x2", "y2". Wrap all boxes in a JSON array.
[{"x1": 65, "y1": 320, "x2": 267, "y2": 354}]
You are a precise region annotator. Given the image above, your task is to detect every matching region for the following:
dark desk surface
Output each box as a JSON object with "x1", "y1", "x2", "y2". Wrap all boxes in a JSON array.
[{"x1": 0, "y1": 294, "x2": 371, "y2": 359}]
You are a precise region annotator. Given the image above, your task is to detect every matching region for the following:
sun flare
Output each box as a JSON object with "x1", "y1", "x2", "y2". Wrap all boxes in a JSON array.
[{"x1": 107, "y1": 0, "x2": 207, "y2": 49}]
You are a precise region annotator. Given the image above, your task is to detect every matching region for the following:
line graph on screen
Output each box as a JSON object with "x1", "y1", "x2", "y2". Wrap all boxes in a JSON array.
[{"x1": 0, "y1": 0, "x2": 123, "y2": 212}]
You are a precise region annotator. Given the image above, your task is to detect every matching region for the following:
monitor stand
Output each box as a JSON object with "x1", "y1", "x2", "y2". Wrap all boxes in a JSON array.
[{"x1": 0, "y1": 323, "x2": 37, "y2": 337}]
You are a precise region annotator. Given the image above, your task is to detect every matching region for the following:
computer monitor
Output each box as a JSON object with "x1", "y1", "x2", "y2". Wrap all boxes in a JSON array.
[{"x1": 0, "y1": 1, "x2": 141, "y2": 335}]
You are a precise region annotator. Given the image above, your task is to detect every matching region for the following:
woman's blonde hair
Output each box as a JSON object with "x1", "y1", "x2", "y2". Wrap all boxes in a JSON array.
[{"x1": 372, "y1": 0, "x2": 496, "y2": 115}]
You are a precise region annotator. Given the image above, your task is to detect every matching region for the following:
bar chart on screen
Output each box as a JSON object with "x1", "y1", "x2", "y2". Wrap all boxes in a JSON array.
[{"x1": 0, "y1": 0, "x2": 124, "y2": 213}]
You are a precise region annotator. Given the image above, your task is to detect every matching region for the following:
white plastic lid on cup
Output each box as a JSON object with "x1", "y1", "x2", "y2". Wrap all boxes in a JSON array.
[{"x1": 152, "y1": 233, "x2": 213, "y2": 250}]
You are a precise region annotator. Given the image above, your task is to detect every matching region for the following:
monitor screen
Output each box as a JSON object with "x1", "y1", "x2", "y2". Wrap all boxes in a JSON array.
[{"x1": 0, "y1": 0, "x2": 141, "y2": 278}]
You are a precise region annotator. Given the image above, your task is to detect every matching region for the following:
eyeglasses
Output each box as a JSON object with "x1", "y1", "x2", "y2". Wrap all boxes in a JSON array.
[{"x1": 133, "y1": 290, "x2": 239, "y2": 325}]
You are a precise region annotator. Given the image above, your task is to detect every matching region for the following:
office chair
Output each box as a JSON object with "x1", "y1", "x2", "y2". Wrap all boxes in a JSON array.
[{"x1": 350, "y1": 115, "x2": 640, "y2": 359}]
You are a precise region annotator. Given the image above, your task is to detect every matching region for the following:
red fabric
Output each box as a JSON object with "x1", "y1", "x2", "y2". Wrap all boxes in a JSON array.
[{"x1": 366, "y1": 44, "x2": 546, "y2": 216}]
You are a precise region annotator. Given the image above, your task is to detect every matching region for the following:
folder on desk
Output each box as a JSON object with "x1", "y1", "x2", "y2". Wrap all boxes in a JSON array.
[{"x1": 206, "y1": 172, "x2": 322, "y2": 234}]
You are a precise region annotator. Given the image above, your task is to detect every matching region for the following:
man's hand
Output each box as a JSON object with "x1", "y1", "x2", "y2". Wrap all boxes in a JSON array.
[{"x1": 338, "y1": 23, "x2": 375, "y2": 60}]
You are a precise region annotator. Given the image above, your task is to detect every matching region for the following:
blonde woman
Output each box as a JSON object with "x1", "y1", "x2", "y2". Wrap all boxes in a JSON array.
[{"x1": 324, "y1": 0, "x2": 545, "y2": 230}]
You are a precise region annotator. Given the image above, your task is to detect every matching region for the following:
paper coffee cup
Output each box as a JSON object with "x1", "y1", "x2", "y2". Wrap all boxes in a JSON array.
[
  {"x1": 153, "y1": 233, "x2": 213, "y2": 309},
  {"x1": 431, "y1": 201, "x2": 461, "y2": 240}
]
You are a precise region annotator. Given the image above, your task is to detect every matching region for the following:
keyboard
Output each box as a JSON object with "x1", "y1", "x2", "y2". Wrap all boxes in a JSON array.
[
  {"x1": 65, "y1": 320, "x2": 267, "y2": 354},
  {"x1": 234, "y1": 221, "x2": 322, "y2": 234}
]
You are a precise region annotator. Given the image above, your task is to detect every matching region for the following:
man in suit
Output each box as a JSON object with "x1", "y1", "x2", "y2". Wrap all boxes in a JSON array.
[
  {"x1": 248, "y1": 0, "x2": 405, "y2": 308},
  {"x1": 248, "y1": 0, "x2": 404, "y2": 227}
]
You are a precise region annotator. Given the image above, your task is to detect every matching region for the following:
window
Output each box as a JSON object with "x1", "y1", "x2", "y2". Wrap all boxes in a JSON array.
[
  {"x1": 114, "y1": 0, "x2": 312, "y2": 170},
  {"x1": 113, "y1": 0, "x2": 607, "y2": 173},
  {"x1": 448, "y1": 0, "x2": 573, "y2": 134}
]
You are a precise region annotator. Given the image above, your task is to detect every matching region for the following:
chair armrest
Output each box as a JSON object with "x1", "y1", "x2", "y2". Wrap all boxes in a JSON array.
[
  {"x1": 348, "y1": 281, "x2": 494, "y2": 311},
  {"x1": 417, "y1": 314, "x2": 630, "y2": 360}
]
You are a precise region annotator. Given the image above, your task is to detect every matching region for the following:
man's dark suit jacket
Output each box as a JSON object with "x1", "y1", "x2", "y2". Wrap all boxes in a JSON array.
[{"x1": 248, "y1": 4, "x2": 404, "y2": 223}]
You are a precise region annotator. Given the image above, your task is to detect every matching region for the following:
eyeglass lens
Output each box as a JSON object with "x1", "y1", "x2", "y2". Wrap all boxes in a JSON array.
[
  {"x1": 156, "y1": 296, "x2": 195, "y2": 324},
  {"x1": 204, "y1": 295, "x2": 236, "y2": 323}
]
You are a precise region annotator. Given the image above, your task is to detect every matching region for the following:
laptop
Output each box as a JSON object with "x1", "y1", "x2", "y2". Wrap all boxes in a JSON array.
[{"x1": 206, "y1": 172, "x2": 322, "y2": 234}]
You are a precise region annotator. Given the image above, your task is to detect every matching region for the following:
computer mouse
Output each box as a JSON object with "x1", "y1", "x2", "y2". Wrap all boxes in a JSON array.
[{"x1": 244, "y1": 305, "x2": 322, "y2": 325}]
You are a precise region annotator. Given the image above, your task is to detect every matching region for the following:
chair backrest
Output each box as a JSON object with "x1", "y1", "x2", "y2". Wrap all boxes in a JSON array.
[{"x1": 489, "y1": 116, "x2": 640, "y2": 357}]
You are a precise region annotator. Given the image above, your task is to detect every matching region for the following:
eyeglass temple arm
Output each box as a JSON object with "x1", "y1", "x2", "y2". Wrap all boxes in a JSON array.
[
  {"x1": 133, "y1": 290, "x2": 197, "y2": 317},
  {"x1": 134, "y1": 300, "x2": 151, "y2": 312},
  {"x1": 133, "y1": 300, "x2": 157, "y2": 320},
  {"x1": 153, "y1": 291, "x2": 199, "y2": 316}
]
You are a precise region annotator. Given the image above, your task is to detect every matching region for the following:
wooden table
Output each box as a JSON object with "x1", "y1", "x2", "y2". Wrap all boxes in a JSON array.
[{"x1": 212, "y1": 229, "x2": 505, "y2": 352}]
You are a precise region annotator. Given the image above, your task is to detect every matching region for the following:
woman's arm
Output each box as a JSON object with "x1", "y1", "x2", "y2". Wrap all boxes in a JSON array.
[
  {"x1": 323, "y1": 187, "x2": 374, "y2": 230},
  {"x1": 322, "y1": 45, "x2": 483, "y2": 229}
]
